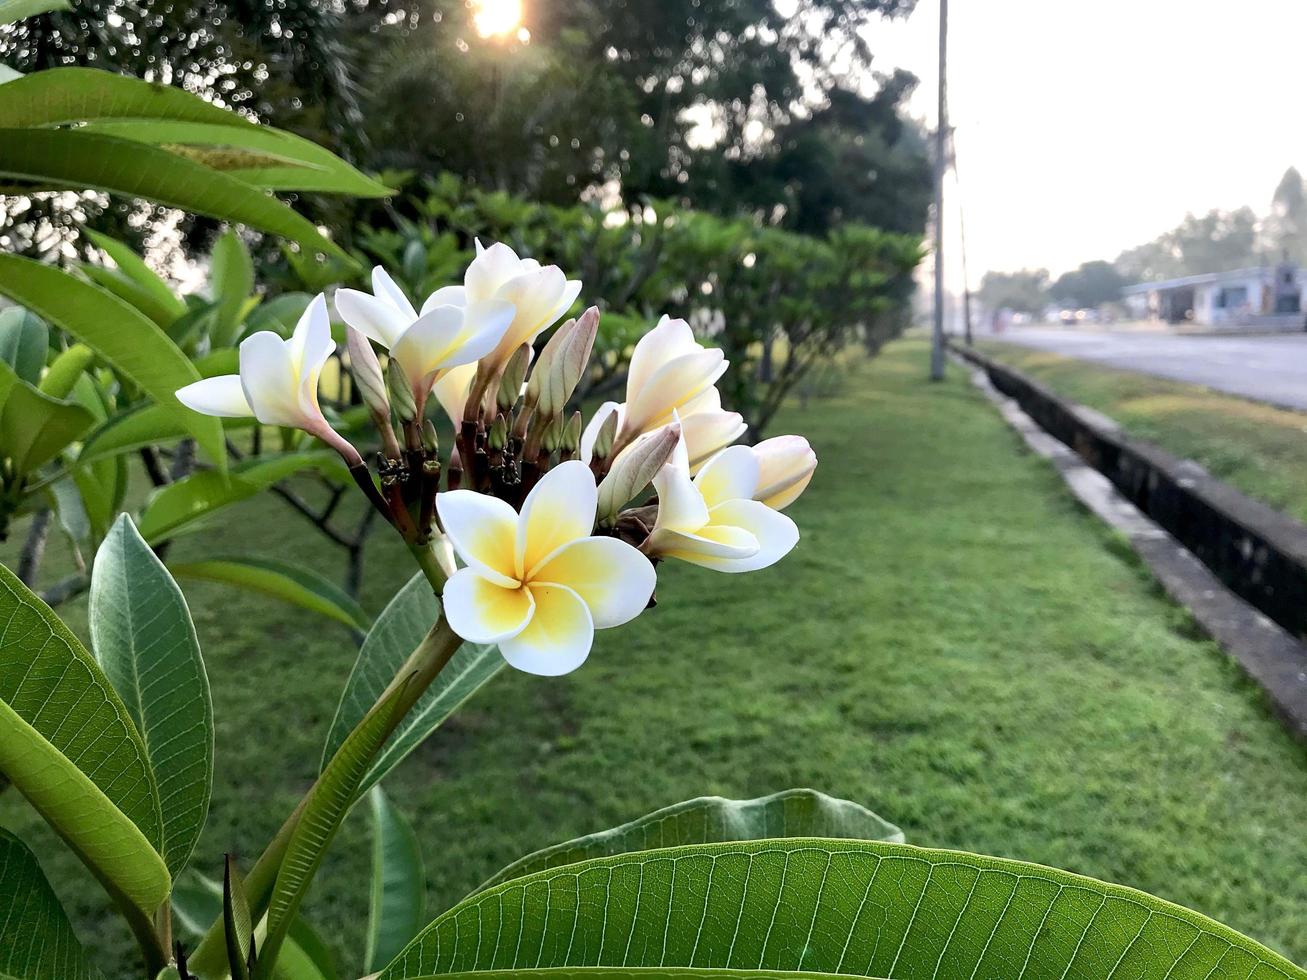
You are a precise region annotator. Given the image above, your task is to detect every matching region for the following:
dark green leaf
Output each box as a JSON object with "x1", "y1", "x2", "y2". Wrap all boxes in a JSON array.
[
  {"x1": 380, "y1": 840, "x2": 1306, "y2": 980},
  {"x1": 91, "y1": 515, "x2": 214, "y2": 875},
  {"x1": 0, "y1": 0, "x2": 69, "y2": 26},
  {"x1": 0, "y1": 255, "x2": 226, "y2": 469},
  {"x1": 0, "y1": 828, "x2": 98, "y2": 980},
  {"x1": 366, "y1": 786, "x2": 426, "y2": 972},
  {"x1": 476, "y1": 790, "x2": 904, "y2": 894},
  {"x1": 0, "y1": 306, "x2": 47, "y2": 382},
  {"x1": 224, "y1": 855, "x2": 255, "y2": 980},
  {"x1": 209, "y1": 230, "x2": 255, "y2": 347},
  {"x1": 321, "y1": 574, "x2": 503, "y2": 795},
  {"x1": 168, "y1": 555, "x2": 370, "y2": 630},
  {"x1": 0, "y1": 358, "x2": 94, "y2": 473}
]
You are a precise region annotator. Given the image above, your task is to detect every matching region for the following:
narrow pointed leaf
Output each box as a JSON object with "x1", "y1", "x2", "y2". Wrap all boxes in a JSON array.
[
  {"x1": 380, "y1": 840, "x2": 1305, "y2": 980},
  {"x1": 225, "y1": 857, "x2": 255, "y2": 980},
  {"x1": 0, "y1": 563, "x2": 170, "y2": 914},
  {"x1": 0, "y1": 67, "x2": 246, "y2": 128},
  {"x1": 209, "y1": 230, "x2": 255, "y2": 347},
  {"x1": 0, "y1": 255, "x2": 225, "y2": 469},
  {"x1": 0, "y1": 828, "x2": 98, "y2": 980},
  {"x1": 366, "y1": 787, "x2": 426, "y2": 972},
  {"x1": 168, "y1": 555, "x2": 370, "y2": 630},
  {"x1": 91, "y1": 515, "x2": 214, "y2": 875},
  {"x1": 0, "y1": 306, "x2": 48, "y2": 382},
  {"x1": 475, "y1": 789, "x2": 904, "y2": 894},
  {"x1": 77, "y1": 263, "x2": 183, "y2": 329},
  {"x1": 0, "y1": 129, "x2": 347, "y2": 259},
  {"x1": 258, "y1": 681, "x2": 413, "y2": 978},
  {"x1": 321, "y1": 574, "x2": 502, "y2": 794},
  {"x1": 83, "y1": 230, "x2": 186, "y2": 322}
]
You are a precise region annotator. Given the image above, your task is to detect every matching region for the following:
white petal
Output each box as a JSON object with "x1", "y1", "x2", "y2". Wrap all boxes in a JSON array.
[
  {"x1": 465, "y1": 241, "x2": 523, "y2": 303},
  {"x1": 517, "y1": 460, "x2": 597, "y2": 578},
  {"x1": 445, "y1": 299, "x2": 517, "y2": 366},
  {"x1": 752, "y1": 435, "x2": 817, "y2": 510},
  {"x1": 541, "y1": 278, "x2": 582, "y2": 331},
  {"x1": 694, "y1": 444, "x2": 760, "y2": 509},
  {"x1": 420, "y1": 284, "x2": 468, "y2": 315},
  {"x1": 432, "y1": 362, "x2": 477, "y2": 426},
  {"x1": 238, "y1": 331, "x2": 305, "y2": 427},
  {"x1": 623, "y1": 348, "x2": 727, "y2": 435},
  {"x1": 372, "y1": 266, "x2": 417, "y2": 320},
  {"x1": 651, "y1": 427, "x2": 710, "y2": 534},
  {"x1": 579, "y1": 401, "x2": 622, "y2": 463},
  {"x1": 700, "y1": 499, "x2": 799, "y2": 572},
  {"x1": 627, "y1": 315, "x2": 698, "y2": 399},
  {"x1": 436, "y1": 489, "x2": 520, "y2": 587},
  {"x1": 391, "y1": 306, "x2": 468, "y2": 387},
  {"x1": 334, "y1": 288, "x2": 410, "y2": 349},
  {"x1": 491, "y1": 266, "x2": 567, "y2": 359},
  {"x1": 176, "y1": 375, "x2": 253, "y2": 418},
  {"x1": 292, "y1": 294, "x2": 334, "y2": 421},
  {"x1": 532, "y1": 536, "x2": 655, "y2": 629},
  {"x1": 499, "y1": 583, "x2": 593, "y2": 676},
  {"x1": 442, "y1": 568, "x2": 534, "y2": 644},
  {"x1": 647, "y1": 523, "x2": 760, "y2": 566},
  {"x1": 683, "y1": 409, "x2": 747, "y2": 470}
]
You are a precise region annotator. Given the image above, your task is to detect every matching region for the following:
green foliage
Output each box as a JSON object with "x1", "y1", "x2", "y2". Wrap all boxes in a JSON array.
[
  {"x1": 224, "y1": 856, "x2": 256, "y2": 980},
  {"x1": 0, "y1": 828, "x2": 98, "y2": 980},
  {"x1": 475, "y1": 789, "x2": 904, "y2": 894},
  {"x1": 381, "y1": 839, "x2": 1303, "y2": 979},
  {"x1": 169, "y1": 556, "x2": 370, "y2": 631},
  {"x1": 210, "y1": 231, "x2": 256, "y2": 348},
  {"x1": 0, "y1": 306, "x2": 49, "y2": 382},
  {"x1": 0, "y1": 562, "x2": 170, "y2": 915},
  {"x1": 0, "y1": 357, "x2": 94, "y2": 475},
  {"x1": 366, "y1": 786, "x2": 426, "y2": 973},
  {"x1": 90, "y1": 515, "x2": 214, "y2": 876},
  {"x1": 321, "y1": 573, "x2": 503, "y2": 796}
]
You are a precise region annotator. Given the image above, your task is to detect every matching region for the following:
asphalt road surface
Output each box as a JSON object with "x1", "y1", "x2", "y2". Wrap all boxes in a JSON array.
[{"x1": 991, "y1": 327, "x2": 1307, "y2": 410}]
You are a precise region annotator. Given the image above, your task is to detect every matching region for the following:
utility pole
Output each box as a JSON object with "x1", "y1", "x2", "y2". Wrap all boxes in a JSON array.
[{"x1": 929, "y1": 0, "x2": 948, "y2": 380}]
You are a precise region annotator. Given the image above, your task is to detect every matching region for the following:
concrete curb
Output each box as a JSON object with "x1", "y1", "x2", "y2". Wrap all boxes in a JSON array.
[{"x1": 957, "y1": 355, "x2": 1307, "y2": 741}]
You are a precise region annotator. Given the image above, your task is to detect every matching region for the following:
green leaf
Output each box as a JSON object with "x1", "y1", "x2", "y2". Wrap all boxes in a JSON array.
[
  {"x1": 0, "y1": 828, "x2": 98, "y2": 980},
  {"x1": 257, "y1": 681, "x2": 413, "y2": 979},
  {"x1": 83, "y1": 230, "x2": 186, "y2": 323},
  {"x1": 321, "y1": 573, "x2": 503, "y2": 795},
  {"x1": 168, "y1": 555, "x2": 370, "y2": 630},
  {"x1": 91, "y1": 515, "x2": 215, "y2": 875},
  {"x1": 0, "y1": 358, "x2": 94, "y2": 474},
  {"x1": 77, "y1": 263, "x2": 183, "y2": 330},
  {"x1": 78, "y1": 404, "x2": 190, "y2": 466},
  {"x1": 0, "y1": 306, "x2": 48, "y2": 382},
  {"x1": 225, "y1": 855, "x2": 256, "y2": 980},
  {"x1": 209, "y1": 230, "x2": 256, "y2": 348},
  {"x1": 366, "y1": 787, "x2": 426, "y2": 973},
  {"x1": 48, "y1": 474, "x2": 91, "y2": 550},
  {"x1": 244, "y1": 292, "x2": 314, "y2": 338},
  {"x1": 0, "y1": 255, "x2": 226, "y2": 469},
  {"x1": 0, "y1": 563, "x2": 170, "y2": 915},
  {"x1": 476, "y1": 790, "x2": 904, "y2": 894},
  {"x1": 136, "y1": 451, "x2": 339, "y2": 543},
  {"x1": 380, "y1": 839, "x2": 1306, "y2": 980},
  {"x1": 39, "y1": 343, "x2": 94, "y2": 399},
  {"x1": 0, "y1": 66, "x2": 258, "y2": 129},
  {"x1": 372, "y1": 971, "x2": 858, "y2": 980},
  {"x1": 0, "y1": 129, "x2": 347, "y2": 259},
  {"x1": 79, "y1": 119, "x2": 395, "y2": 198},
  {"x1": 0, "y1": 0, "x2": 69, "y2": 26}
]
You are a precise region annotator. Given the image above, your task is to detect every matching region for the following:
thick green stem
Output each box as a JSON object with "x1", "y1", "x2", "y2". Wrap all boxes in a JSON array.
[{"x1": 186, "y1": 618, "x2": 463, "y2": 978}]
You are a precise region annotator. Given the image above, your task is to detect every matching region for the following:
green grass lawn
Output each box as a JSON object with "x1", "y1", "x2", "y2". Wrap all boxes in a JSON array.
[
  {"x1": 4, "y1": 338, "x2": 1307, "y2": 976},
  {"x1": 976, "y1": 339, "x2": 1307, "y2": 523}
]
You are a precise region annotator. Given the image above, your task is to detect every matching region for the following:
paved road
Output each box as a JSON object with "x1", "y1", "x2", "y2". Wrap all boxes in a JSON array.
[{"x1": 991, "y1": 327, "x2": 1307, "y2": 410}]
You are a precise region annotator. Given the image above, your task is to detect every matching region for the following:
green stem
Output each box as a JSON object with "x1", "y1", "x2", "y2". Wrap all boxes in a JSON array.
[{"x1": 185, "y1": 618, "x2": 463, "y2": 978}]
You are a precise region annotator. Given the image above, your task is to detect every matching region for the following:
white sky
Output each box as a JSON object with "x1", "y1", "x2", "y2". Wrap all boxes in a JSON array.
[{"x1": 861, "y1": 0, "x2": 1307, "y2": 287}]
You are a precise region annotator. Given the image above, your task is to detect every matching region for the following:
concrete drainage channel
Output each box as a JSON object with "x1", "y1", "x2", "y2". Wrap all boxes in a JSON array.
[{"x1": 950, "y1": 344, "x2": 1307, "y2": 740}]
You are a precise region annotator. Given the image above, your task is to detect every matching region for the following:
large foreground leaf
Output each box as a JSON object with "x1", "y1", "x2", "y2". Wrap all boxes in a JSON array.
[
  {"x1": 0, "y1": 828, "x2": 98, "y2": 980},
  {"x1": 169, "y1": 555, "x2": 370, "y2": 630},
  {"x1": 476, "y1": 790, "x2": 904, "y2": 894},
  {"x1": 380, "y1": 839, "x2": 1305, "y2": 980},
  {"x1": 321, "y1": 573, "x2": 503, "y2": 795},
  {"x1": 0, "y1": 255, "x2": 225, "y2": 468},
  {"x1": 0, "y1": 564, "x2": 170, "y2": 914},
  {"x1": 0, "y1": 129, "x2": 346, "y2": 259},
  {"x1": 366, "y1": 787, "x2": 426, "y2": 973},
  {"x1": 91, "y1": 515, "x2": 214, "y2": 876}
]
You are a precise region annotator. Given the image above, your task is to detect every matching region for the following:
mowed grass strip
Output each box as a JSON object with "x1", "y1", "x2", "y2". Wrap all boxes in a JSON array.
[
  {"x1": 978, "y1": 338, "x2": 1307, "y2": 523},
  {"x1": 3, "y1": 339, "x2": 1305, "y2": 974}
]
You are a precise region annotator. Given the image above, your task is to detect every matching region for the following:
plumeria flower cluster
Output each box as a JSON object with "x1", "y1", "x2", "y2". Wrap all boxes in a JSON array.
[{"x1": 177, "y1": 241, "x2": 816, "y2": 675}]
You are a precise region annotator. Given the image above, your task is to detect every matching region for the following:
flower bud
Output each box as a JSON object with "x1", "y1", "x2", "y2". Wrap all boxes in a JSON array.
[
  {"x1": 597, "y1": 422, "x2": 681, "y2": 522},
  {"x1": 488, "y1": 414, "x2": 509, "y2": 450},
  {"x1": 590, "y1": 407, "x2": 619, "y2": 462},
  {"x1": 540, "y1": 417, "x2": 562, "y2": 453},
  {"x1": 498, "y1": 343, "x2": 530, "y2": 413},
  {"x1": 422, "y1": 419, "x2": 440, "y2": 454},
  {"x1": 386, "y1": 357, "x2": 417, "y2": 422},
  {"x1": 345, "y1": 328, "x2": 389, "y2": 420},
  {"x1": 527, "y1": 306, "x2": 599, "y2": 420},
  {"x1": 562, "y1": 410, "x2": 582, "y2": 455},
  {"x1": 752, "y1": 435, "x2": 817, "y2": 510}
]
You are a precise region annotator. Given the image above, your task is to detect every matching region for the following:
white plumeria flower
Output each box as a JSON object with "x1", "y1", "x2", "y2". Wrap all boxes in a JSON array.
[
  {"x1": 424, "y1": 240, "x2": 582, "y2": 372},
  {"x1": 750, "y1": 435, "x2": 817, "y2": 510},
  {"x1": 335, "y1": 267, "x2": 516, "y2": 393},
  {"x1": 437, "y1": 460, "x2": 656, "y2": 675},
  {"x1": 177, "y1": 294, "x2": 339, "y2": 440},
  {"x1": 645, "y1": 434, "x2": 798, "y2": 573},
  {"x1": 583, "y1": 387, "x2": 745, "y2": 471},
  {"x1": 619, "y1": 315, "x2": 728, "y2": 440},
  {"x1": 431, "y1": 361, "x2": 478, "y2": 427}
]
